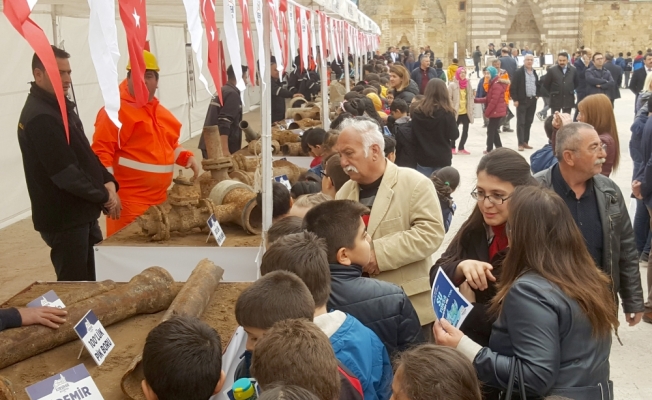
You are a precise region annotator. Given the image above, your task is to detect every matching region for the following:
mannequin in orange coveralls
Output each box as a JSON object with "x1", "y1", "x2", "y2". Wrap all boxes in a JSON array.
[{"x1": 92, "y1": 51, "x2": 200, "y2": 236}]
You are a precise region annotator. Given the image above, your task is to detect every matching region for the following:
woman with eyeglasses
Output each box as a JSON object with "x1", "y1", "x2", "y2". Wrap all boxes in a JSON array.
[
  {"x1": 429, "y1": 149, "x2": 537, "y2": 352},
  {"x1": 434, "y1": 185, "x2": 618, "y2": 399}
]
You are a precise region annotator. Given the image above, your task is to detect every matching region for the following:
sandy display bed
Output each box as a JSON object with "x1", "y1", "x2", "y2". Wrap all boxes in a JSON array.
[{"x1": 0, "y1": 281, "x2": 249, "y2": 400}]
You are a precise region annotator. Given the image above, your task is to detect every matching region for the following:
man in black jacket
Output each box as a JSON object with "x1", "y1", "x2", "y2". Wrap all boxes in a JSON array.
[
  {"x1": 270, "y1": 59, "x2": 304, "y2": 124},
  {"x1": 542, "y1": 52, "x2": 578, "y2": 114},
  {"x1": 535, "y1": 123, "x2": 645, "y2": 325},
  {"x1": 200, "y1": 65, "x2": 248, "y2": 157},
  {"x1": 574, "y1": 48, "x2": 593, "y2": 120},
  {"x1": 510, "y1": 54, "x2": 540, "y2": 151},
  {"x1": 603, "y1": 52, "x2": 622, "y2": 106},
  {"x1": 473, "y1": 46, "x2": 482, "y2": 78},
  {"x1": 629, "y1": 52, "x2": 652, "y2": 111},
  {"x1": 585, "y1": 52, "x2": 614, "y2": 98},
  {"x1": 409, "y1": 56, "x2": 439, "y2": 95},
  {"x1": 18, "y1": 46, "x2": 119, "y2": 281}
]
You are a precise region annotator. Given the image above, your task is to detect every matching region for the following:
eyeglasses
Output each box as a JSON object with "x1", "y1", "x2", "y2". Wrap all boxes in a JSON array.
[
  {"x1": 320, "y1": 170, "x2": 328, "y2": 178},
  {"x1": 471, "y1": 189, "x2": 512, "y2": 205},
  {"x1": 573, "y1": 143, "x2": 607, "y2": 154}
]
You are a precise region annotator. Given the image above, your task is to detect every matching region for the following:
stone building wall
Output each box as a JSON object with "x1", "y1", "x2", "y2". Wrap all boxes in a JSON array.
[{"x1": 359, "y1": 0, "x2": 652, "y2": 61}]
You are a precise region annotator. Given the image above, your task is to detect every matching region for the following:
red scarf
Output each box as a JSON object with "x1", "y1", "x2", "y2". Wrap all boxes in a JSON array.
[{"x1": 488, "y1": 224, "x2": 508, "y2": 260}]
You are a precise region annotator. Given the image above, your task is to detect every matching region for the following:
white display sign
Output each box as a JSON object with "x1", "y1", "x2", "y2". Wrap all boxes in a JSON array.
[
  {"x1": 207, "y1": 214, "x2": 226, "y2": 246},
  {"x1": 274, "y1": 175, "x2": 292, "y2": 190},
  {"x1": 74, "y1": 310, "x2": 114, "y2": 366},
  {"x1": 27, "y1": 290, "x2": 65, "y2": 309},
  {"x1": 25, "y1": 364, "x2": 104, "y2": 400}
]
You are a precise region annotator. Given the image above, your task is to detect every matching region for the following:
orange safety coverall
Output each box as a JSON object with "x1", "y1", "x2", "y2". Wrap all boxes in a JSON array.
[{"x1": 92, "y1": 80, "x2": 193, "y2": 236}]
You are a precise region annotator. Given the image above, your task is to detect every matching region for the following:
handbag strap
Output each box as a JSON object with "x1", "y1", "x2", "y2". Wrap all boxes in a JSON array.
[
  {"x1": 504, "y1": 357, "x2": 517, "y2": 399},
  {"x1": 503, "y1": 357, "x2": 528, "y2": 400},
  {"x1": 517, "y1": 359, "x2": 527, "y2": 399}
]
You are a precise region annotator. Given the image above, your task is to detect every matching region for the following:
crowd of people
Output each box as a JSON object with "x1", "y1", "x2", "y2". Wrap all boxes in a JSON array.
[{"x1": 2, "y1": 39, "x2": 652, "y2": 400}]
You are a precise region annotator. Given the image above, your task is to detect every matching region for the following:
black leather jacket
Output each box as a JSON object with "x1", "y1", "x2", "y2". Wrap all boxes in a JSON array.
[
  {"x1": 327, "y1": 263, "x2": 424, "y2": 356},
  {"x1": 535, "y1": 168, "x2": 645, "y2": 314},
  {"x1": 474, "y1": 272, "x2": 613, "y2": 399}
]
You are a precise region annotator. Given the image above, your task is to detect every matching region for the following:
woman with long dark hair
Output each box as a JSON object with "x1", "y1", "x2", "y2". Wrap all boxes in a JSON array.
[
  {"x1": 430, "y1": 148, "x2": 536, "y2": 348},
  {"x1": 435, "y1": 185, "x2": 618, "y2": 399},
  {"x1": 410, "y1": 79, "x2": 459, "y2": 177}
]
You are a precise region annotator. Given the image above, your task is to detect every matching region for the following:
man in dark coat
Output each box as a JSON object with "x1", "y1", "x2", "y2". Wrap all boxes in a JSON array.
[
  {"x1": 585, "y1": 52, "x2": 614, "y2": 99},
  {"x1": 573, "y1": 48, "x2": 593, "y2": 120},
  {"x1": 410, "y1": 56, "x2": 439, "y2": 95},
  {"x1": 498, "y1": 47, "x2": 517, "y2": 79},
  {"x1": 510, "y1": 54, "x2": 541, "y2": 150},
  {"x1": 629, "y1": 52, "x2": 652, "y2": 111},
  {"x1": 473, "y1": 46, "x2": 482, "y2": 78},
  {"x1": 603, "y1": 52, "x2": 622, "y2": 106},
  {"x1": 543, "y1": 52, "x2": 578, "y2": 114},
  {"x1": 18, "y1": 46, "x2": 119, "y2": 281}
]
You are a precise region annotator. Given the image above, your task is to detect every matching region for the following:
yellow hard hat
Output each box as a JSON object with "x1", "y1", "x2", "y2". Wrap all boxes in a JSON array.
[{"x1": 126, "y1": 50, "x2": 160, "y2": 72}]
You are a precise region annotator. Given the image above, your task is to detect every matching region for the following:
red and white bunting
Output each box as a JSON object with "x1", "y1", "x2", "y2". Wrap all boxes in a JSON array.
[
  {"x1": 266, "y1": 0, "x2": 284, "y2": 73},
  {"x1": 118, "y1": 0, "x2": 149, "y2": 108},
  {"x1": 239, "y1": 0, "x2": 256, "y2": 85},
  {"x1": 201, "y1": 0, "x2": 223, "y2": 102}
]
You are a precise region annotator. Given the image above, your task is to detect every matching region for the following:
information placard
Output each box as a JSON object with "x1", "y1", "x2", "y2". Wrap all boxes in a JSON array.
[
  {"x1": 207, "y1": 214, "x2": 226, "y2": 246},
  {"x1": 431, "y1": 269, "x2": 474, "y2": 328},
  {"x1": 25, "y1": 364, "x2": 104, "y2": 400},
  {"x1": 74, "y1": 310, "x2": 114, "y2": 366},
  {"x1": 274, "y1": 175, "x2": 292, "y2": 191},
  {"x1": 27, "y1": 290, "x2": 65, "y2": 309}
]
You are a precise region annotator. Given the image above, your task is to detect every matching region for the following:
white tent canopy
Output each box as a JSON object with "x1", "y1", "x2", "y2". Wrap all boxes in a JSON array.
[{"x1": 0, "y1": 0, "x2": 378, "y2": 229}]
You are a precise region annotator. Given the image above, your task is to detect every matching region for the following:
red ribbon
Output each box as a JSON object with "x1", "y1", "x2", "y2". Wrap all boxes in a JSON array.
[
  {"x1": 118, "y1": 0, "x2": 149, "y2": 108},
  {"x1": 201, "y1": 0, "x2": 223, "y2": 103},
  {"x1": 239, "y1": 0, "x2": 256, "y2": 85},
  {"x1": 4, "y1": 0, "x2": 70, "y2": 143}
]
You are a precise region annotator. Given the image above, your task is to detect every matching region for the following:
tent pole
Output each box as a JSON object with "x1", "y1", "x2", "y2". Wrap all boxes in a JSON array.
[
  {"x1": 354, "y1": 45, "x2": 359, "y2": 83},
  {"x1": 261, "y1": 0, "x2": 273, "y2": 243},
  {"x1": 318, "y1": 9, "x2": 330, "y2": 129},
  {"x1": 344, "y1": 30, "x2": 350, "y2": 92}
]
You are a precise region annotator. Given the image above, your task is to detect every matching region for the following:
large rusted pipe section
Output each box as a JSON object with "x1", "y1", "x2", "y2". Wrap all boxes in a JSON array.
[
  {"x1": 209, "y1": 180, "x2": 262, "y2": 235},
  {"x1": 121, "y1": 260, "x2": 225, "y2": 400},
  {"x1": 0, "y1": 268, "x2": 178, "y2": 370}
]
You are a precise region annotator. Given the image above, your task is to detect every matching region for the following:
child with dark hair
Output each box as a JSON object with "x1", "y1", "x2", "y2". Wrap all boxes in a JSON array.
[
  {"x1": 331, "y1": 113, "x2": 354, "y2": 130},
  {"x1": 383, "y1": 135, "x2": 396, "y2": 163},
  {"x1": 267, "y1": 215, "x2": 303, "y2": 244},
  {"x1": 392, "y1": 344, "x2": 482, "y2": 400},
  {"x1": 261, "y1": 232, "x2": 393, "y2": 400},
  {"x1": 290, "y1": 181, "x2": 321, "y2": 199},
  {"x1": 251, "y1": 319, "x2": 342, "y2": 400},
  {"x1": 255, "y1": 182, "x2": 292, "y2": 222},
  {"x1": 389, "y1": 98, "x2": 416, "y2": 169},
  {"x1": 235, "y1": 270, "x2": 364, "y2": 400},
  {"x1": 303, "y1": 200, "x2": 424, "y2": 356},
  {"x1": 302, "y1": 128, "x2": 328, "y2": 171},
  {"x1": 431, "y1": 166, "x2": 460, "y2": 232},
  {"x1": 321, "y1": 154, "x2": 351, "y2": 199},
  {"x1": 142, "y1": 316, "x2": 225, "y2": 400},
  {"x1": 258, "y1": 385, "x2": 320, "y2": 400}
]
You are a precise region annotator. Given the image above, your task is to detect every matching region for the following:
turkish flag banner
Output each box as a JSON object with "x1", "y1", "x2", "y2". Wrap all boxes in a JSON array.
[
  {"x1": 201, "y1": 0, "x2": 223, "y2": 103},
  {"x1": 266, "y1": 0, "x2": 284, "y2": 73},
  {"x1": 317, "y1": 11, "x2": 327, "y2": 62},
  {"x1": 118, "y1": 0, "x2": 148, "y2": 107},
  {"x1": 4, "y1": 0, "x2": 70, "y2": 142},
  {"x1": 239, "y1": 0, "x2": 256, "y2": 85}
]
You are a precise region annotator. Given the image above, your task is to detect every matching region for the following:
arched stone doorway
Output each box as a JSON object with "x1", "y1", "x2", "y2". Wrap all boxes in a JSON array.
[{"x1": 505, "y1": 1, "x2": 543, "y2": 51}]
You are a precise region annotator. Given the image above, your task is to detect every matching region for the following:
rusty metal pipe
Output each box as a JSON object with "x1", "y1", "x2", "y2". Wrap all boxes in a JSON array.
[
  {"x1": 239, "y1": 120, "x2": 260, "y2": 142},
  {"x1": 121, "y1": 260, "x2": 225, "y2": 400},
  {"x1": 0, "y1": 267, "x2": 178, "y2": 370}
]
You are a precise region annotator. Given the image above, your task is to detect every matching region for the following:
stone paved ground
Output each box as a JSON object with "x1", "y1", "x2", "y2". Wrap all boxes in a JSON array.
[{"x1": 447, "y1": 77, "x2": 651, "y2": 399}]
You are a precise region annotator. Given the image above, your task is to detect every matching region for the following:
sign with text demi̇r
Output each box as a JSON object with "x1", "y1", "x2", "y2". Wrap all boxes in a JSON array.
[
  {"x1": 25, "y1": 363, "x2": 104, "y2": 400},
  {"x1": 73, "y1": 310, "x2": 114, "y2": 366}
]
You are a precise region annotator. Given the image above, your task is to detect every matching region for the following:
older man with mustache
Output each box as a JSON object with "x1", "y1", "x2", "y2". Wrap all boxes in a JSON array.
[
  {"x1": 535, "y1": 122, "x2": 645, "y2": 326},
  {"x1": 334, "y1": 117, "x2": 446, "y2": 337}
]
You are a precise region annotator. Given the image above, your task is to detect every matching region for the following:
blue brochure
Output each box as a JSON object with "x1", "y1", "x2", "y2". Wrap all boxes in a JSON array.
[{"x1": 431, "y1": 268, "x2": 474, "y2": 328}]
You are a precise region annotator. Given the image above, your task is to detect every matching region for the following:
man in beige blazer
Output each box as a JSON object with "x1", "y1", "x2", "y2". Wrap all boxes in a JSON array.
[{"x1": 335, "y1": 118, "x2": 445, "y2": 331}]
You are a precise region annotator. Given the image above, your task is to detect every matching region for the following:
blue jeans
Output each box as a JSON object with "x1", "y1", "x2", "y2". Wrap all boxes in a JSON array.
[
  {"x1": 416, "y1": 164, "x2": 439, "y2": 178},
  {"x1": 634, "y1": 199, "x2": 651, "y2": 254}
]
